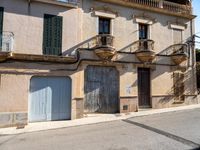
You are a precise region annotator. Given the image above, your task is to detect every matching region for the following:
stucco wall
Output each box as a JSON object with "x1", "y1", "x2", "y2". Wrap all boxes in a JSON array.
[
  {"x1": 152, "y1": 65, "x2": 174, "y2": 95},
  {"x1": 119, "y1": 64, "x2": 137, "y2": 97},
  {"x1": 0, "y1": 61, "x2": 84, "y2": 113},
  {"x1": 0, "y1": 0, "x2": 198, "y2": 127},
  {"x1": 0, "y1": 0, "x2": 194, "y2": 55},
  {"x1": 0, "y1": 0, "x2": 81, "y2": 55},
  {"x1": 81, "y1": 0, "x2": 192, "y2": 54},
  {"x1": 0, "y1": 74, "x2": 30, "y2": 112}
]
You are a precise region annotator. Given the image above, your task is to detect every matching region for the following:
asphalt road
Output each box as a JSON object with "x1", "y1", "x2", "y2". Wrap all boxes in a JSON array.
[{"x1": 0, "y1": 108, "x2": 200, "y2": 150}]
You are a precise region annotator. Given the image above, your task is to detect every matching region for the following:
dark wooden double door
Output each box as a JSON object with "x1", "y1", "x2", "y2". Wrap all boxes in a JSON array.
[
  {"x1": 84, "y1": 66, "x2": 119, "y2": 113},
  {"x1": 138, "y1": 68, "x2": 151, "y2": 108}
]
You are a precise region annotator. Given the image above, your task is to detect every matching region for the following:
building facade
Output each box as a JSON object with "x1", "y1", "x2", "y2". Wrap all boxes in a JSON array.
[{"x1": 0, "y1": 0, "x2": 198, "y2": 128}]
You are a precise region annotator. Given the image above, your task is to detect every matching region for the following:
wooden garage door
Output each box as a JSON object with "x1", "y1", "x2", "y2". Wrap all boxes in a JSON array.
[
  {"x1": 29, "y1": 77, "x2": 71, "y2": 122},
  {"x1": 84, "y1": 66, "x2": 119, "y2": 113}
]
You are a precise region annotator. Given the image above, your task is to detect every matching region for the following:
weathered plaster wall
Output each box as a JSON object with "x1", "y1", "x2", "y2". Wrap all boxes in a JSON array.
[
  {"x1": 0, "y1": 0, "x2": 194, "y2": 55},
  {"x1": 80, "y1": 0, "x2": 197, "y2": 100},
  {"x1": 151, "y1": 65, "x2": 174, "y2": 95},
  {"x1": 0, "y1": 0, "x2": 198, "y2": 128},
  {"x1": 0, "y1": 74, "x2": 30, "y2": 112},
  {"x1": 0, "y1": 62, "x2": 82, "y2": 112},
  {"x1": 0, "y1": 0, "x2": 81, "y2": 55},
  {"x1": 82, "y1": 0, "x2": 192, "y2": 54},
  {"x1": 118, "y1": 64, "x2": 137, "y2": 97}
]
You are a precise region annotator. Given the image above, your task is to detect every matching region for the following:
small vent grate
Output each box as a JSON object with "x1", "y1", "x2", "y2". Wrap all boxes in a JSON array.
[{"x1": 123, "y1": 105, "x2": 128, "y2": 111}]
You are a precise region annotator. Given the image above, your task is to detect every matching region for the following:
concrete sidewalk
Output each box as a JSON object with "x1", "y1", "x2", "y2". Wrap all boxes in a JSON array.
[{"x1": 1, "y1": 104, "x2": 200, "y2": 135}]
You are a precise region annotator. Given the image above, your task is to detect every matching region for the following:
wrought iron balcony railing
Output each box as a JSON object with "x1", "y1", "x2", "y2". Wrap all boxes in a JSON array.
[
  {"x1": 94, "y1": 34, "x2": 115, "y2": 60},
  {"x1": 0, "y1": 32, "x2": 14, "y2": 52},
  {"x1": 136, "y1": 39, "x2": 155, "y2": 51},
  {"x1": 171, "y1": 44, "x2": 188, "y2": 55},
  {"x1": 96, "y1": 34, "x2": 114, "y2": 48},
  {"x1": 134, "y1": 39, "x2": 156, "y2": 62},
  {"x1": 170, "y1": 44, "x2": 189, "y2": 65}
]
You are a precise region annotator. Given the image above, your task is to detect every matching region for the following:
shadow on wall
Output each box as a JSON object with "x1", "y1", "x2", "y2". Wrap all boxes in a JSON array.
[
  {"x1": 196, "y1": 62, "x2": 200, "y2": 94},
  {"x1": 158, "y1": 36, "x2": 193, "y2": 56},
  {"x1": 115, "y1": 53, "x2": 196, "y2": 105},
  {"x1": 62, "y1": 36, "x2": 97, "y2": 56},
  {"x1": 82, "y1": 0, "x2": 134, "y2": 21},
  {"x1": 158, "y1": 67, "x2": 197, "y2": 105},
  {"x1": 118, "y1": 39, "x2": 139, "y2": 53}
]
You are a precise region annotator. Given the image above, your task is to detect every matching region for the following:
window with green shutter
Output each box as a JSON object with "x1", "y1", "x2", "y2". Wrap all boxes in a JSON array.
[
  {"x1": 0, "y1": 7, "x2": 4, "y2": 50},
  {"x1": 43, "y1": 14, "x2": 63, "y2": 56}
]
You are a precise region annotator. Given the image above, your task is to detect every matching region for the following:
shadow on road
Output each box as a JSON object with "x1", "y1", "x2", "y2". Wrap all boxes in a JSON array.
[{"x1": 122, "y1": 119, "x2": 200, "y2": 149}]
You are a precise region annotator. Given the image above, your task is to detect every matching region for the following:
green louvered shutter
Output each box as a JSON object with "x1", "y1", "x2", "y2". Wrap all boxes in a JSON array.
[
  {"x1": 43, "y1": 14, "x2": 63, "y2": 56},
  {"x1": 0, "y1": 7, "x2": 4, "y2": 50}
]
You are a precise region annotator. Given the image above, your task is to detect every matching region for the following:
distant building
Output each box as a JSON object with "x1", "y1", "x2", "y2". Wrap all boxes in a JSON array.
[{"x1": 0, "y1": 0, "x2": 198, "y2": 128}]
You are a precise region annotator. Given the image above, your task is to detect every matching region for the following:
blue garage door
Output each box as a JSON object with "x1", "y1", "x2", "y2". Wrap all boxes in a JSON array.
[{"x1": 29, "y1": 77, "x2": 71, "y2": 122}]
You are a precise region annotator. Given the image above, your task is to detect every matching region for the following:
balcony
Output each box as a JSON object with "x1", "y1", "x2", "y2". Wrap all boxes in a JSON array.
[
  {"x1": 135, "y1": 39, "x2": 156, "y2": 62},
  {"x1": 94, "y1": 34, "x2": 116, "y2": 60},
  {"x1": 0, "y1": 32, "x2": 14, "y2": 53},
  {"x1": 96, "y1": 0, "x2": 193, "y2": 19},
  {"x1": 0, "y1": 32, "x2": 14, "y2": 61},
  {"x1": 29, "y1": 0, "x2": 79, "y2": 8},
  {"x1": 0, "y1": 31, "x2": 77, "y2": 63},
  {"x1": 171, "y1": 44, "x2": 188, "y2": 65}
]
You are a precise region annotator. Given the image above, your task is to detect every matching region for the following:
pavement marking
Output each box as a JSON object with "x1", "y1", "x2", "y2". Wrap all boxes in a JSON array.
[{"x1": 122, "y1": 119, "x2": 200, "y2": 149}]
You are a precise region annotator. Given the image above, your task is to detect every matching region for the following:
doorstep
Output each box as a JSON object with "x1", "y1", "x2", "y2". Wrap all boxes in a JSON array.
[{"x1": 0, "y1": 104, "x2": 200, "y2": 135}]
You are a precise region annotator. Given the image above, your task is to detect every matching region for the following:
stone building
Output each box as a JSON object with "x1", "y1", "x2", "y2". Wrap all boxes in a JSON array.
[{"x1": 0, "y1": 0, "x2": 198, "y2": 128}]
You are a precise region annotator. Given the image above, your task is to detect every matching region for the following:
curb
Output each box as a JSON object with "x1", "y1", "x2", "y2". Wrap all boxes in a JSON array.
[{"x1": 0, "y1": 104, "x2": 200, "y2": 135}]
